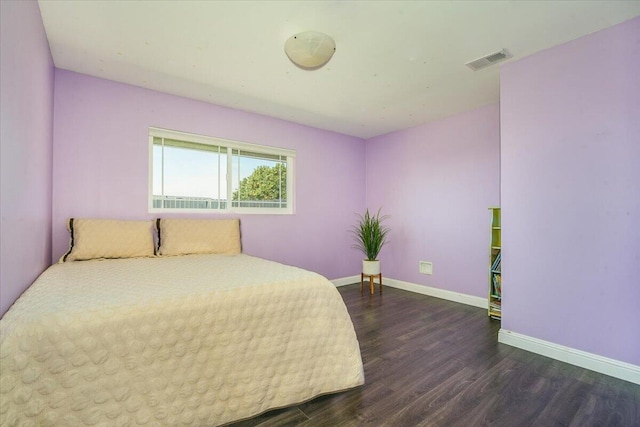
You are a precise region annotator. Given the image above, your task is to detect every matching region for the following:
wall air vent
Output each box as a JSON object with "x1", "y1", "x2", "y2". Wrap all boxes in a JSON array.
[{"x1": 465, "y1": 49, "x2": 513, "y2": 71}]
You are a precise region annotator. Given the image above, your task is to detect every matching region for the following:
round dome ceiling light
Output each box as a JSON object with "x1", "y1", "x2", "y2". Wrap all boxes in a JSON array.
[{"x1": 284, "y1": 31, "x2": 336, "y2": 69}]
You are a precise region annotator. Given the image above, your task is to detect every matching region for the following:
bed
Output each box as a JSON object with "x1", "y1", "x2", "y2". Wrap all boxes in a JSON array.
[{"x1": 0, "y1": 219, "x2": 364, "y2": 426}]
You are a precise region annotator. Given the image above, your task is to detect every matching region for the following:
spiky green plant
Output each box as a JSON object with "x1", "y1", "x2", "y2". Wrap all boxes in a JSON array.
[{"x1": 351, "y1": 208, "x2": 390, "y2": 261}]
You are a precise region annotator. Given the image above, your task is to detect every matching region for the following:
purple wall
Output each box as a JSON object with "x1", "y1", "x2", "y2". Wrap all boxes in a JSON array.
[
  {"x1": 365, "y1": 104, "x2": 501, "y2": 298},
  {"x1": 0, "y1": 1, "x2": 54, "y2": 317},
  {"x1": 501, "y1": 17, "x2": 640, "y2": 365},
  {"x1": 52, "y1": 70, "x2": 365, "y2": 280}
]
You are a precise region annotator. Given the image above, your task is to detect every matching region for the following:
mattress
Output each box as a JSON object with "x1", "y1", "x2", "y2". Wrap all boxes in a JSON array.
[{"x1": 0, "y1": 254, "x2": 364, "y2": 426}]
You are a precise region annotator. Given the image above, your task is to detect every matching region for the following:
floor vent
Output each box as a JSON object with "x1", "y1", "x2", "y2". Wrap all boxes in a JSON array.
[{"x1": 466, "y1": 49, "x2": 512, "y2": 71}]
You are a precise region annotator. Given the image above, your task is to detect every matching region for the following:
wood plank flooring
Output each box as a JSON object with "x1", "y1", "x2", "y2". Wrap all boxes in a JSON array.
[{"x1": 229, "y1": 284, "x2": 639, "y2": 426}]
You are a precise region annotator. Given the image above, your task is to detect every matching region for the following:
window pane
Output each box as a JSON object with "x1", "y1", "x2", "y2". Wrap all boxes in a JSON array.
[
  {"x1": 231, "y1": 150, "x2": 286, "y2": 208},
  {"x1": 153, "y1": 140, "x2": 227, "y2": 210},
  {"x1": 150, "y1": 129, "x2": 294, "y2": 213}
]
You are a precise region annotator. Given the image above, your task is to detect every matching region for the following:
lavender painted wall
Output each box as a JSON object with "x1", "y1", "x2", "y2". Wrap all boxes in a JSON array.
[
  {"x1": 0, "y1": 1, "x2": 54, "y2": 316},
  {"x1": 501, "y1": 17, "x2": 640, "y2": 365},
  {"x1": 52, "y1": 70, "x2": 365, "y2": 280},
  {"x1": 365, "y1": 104, "x2": 500, "y2": 298}
]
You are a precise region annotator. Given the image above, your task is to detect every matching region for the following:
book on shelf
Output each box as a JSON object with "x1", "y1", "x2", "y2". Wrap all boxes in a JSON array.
[
  {"x1": 492, "y1": 274, "x2": 502, "y2": 296},
  {"x1": 491, "y1": 252, "x2": 501, "y2": 273}
]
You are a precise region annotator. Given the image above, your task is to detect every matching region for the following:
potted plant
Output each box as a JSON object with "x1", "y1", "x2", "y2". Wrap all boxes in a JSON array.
[{"x1": 351, "y1": 208, "x2": 390, "y2": 275}]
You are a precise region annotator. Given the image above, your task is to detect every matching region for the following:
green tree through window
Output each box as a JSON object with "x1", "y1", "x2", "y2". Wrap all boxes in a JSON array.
[{"x1": 232, "y1": 163, "x2": 286, "y2": 202}]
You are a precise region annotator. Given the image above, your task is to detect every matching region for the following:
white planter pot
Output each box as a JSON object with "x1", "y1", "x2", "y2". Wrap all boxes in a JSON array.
[{"x1": 362, "y1": 260, "x2": 381, "y2": 275}]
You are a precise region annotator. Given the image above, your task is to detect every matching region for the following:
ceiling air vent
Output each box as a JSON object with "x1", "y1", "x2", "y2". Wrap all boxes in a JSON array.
[{"x1": 465, "y1": 49, "x2": 513, "y2": 71}]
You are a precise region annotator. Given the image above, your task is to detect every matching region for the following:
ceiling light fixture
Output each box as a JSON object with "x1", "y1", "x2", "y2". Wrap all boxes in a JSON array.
[{"x1": 284, "y1": 31, "x2": 335, "y2": 69}]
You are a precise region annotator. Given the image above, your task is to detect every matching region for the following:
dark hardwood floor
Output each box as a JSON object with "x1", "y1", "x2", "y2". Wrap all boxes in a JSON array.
[{"x1": 229, "y1": 284, "x2": 639, "y2": 427}]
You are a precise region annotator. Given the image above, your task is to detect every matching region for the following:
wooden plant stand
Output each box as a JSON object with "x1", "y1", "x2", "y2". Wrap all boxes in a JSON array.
[{"x1": 360, "y1": 273, "x2": 383, "y2": 295}]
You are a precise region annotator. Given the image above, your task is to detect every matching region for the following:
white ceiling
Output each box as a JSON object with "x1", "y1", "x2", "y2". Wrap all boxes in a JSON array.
[{"x1": 38, "y1": 1, "x2": 640, "y2": 139}]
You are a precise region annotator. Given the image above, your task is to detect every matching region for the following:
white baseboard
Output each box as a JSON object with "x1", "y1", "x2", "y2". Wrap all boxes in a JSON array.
[
  {"x1": 330, "y1": 275, "x2": 360, "y2": 287},
  {"x1": 498, "y1": 329, "x2": 640, "y2": 385},
  {"x1": 383, "y1": 278, "x2": 488, "y2": 309},
  {"x1": 330, "y1": 276, "x2": 487, "y2": 308}
]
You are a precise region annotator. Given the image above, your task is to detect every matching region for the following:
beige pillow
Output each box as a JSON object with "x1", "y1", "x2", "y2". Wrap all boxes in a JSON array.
[
  {"x1": 60, "y1": 218, "x2": 155, "y2": 262},
  {"x1": 156, "y1": 218, "x2": 241, "y2": 256}
]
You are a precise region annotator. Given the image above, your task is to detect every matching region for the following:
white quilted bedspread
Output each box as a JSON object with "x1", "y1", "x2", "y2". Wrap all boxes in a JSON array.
[{"x1": 0, "y1": 254, "x2": 364, "y2": 426}]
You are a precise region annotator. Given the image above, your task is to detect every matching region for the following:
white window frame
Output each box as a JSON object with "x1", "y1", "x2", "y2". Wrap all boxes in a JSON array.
[{"x1": 148, "y1": 127, "x2": 295, "y2": 214}]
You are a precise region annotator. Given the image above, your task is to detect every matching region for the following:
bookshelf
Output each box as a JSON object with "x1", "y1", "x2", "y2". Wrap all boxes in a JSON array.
[{"x1": 488, "y1": 207, "x2": 501, "y2": 320}]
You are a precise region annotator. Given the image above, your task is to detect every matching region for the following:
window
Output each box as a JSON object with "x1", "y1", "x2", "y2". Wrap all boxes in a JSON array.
[{"x1": 149, "y1": 128, "x2": 295, "y2": 214}]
